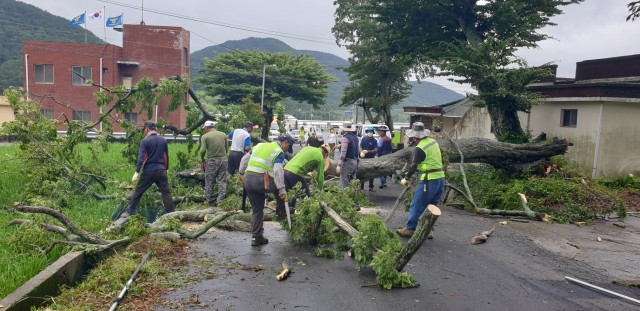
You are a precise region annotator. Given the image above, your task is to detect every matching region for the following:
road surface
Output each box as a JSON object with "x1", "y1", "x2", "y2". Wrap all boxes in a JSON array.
[{"x1": 156, "y1": 180, "x2": 640, "y2": 311}]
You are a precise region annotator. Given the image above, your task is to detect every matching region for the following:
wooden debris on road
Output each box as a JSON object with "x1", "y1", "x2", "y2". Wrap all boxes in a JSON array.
[
  {"x1": 509, "y1": 218, "x2": 530, "y2": 223},
  {"x1": 613, "y1": 223, "x2": 627, "y2": 229},
  {"x1": 471, "y1": 225, "x2": 496, "y2": 245},
  {"x1": 276, "y1": 262, "x2": 291, "y2": 281}
]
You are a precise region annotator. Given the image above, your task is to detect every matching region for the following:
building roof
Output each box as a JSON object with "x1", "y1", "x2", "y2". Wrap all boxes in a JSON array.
[
  {"x1": 436, "y1": 95, "x2": 476, "y2": 118},
  {"x1": 528, "y1": 54, "x2": 640, "y2": 99},
  {"x1": 403, "y1": 95, "x2": 477, "y2": 118}
]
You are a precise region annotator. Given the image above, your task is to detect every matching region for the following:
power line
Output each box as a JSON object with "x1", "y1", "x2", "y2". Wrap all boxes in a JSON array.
[{"x1": 95, "y1": 0, "x2": 336, "y2": 44}]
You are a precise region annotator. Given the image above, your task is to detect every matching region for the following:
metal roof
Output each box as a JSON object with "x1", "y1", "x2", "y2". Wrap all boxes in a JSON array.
[{"x1": 436, "y1": 95, "x2": 477, "y2": 118}]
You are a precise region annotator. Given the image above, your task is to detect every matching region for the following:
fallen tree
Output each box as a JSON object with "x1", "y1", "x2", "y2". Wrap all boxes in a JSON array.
[
  {"x1": 176, "y1": 134, "x2": 569, "y2": 184},
  {"x1": 12, "y1": 203, "x2": 245, "y2": 254},
  {"x1": 332, "y1": 135, "x2": 571, "y2": 181}
]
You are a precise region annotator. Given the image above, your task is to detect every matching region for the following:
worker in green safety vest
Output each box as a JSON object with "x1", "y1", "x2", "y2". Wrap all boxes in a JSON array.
[
  {"x1": 239, "y1": 135, "x2": 292, "y2": 246},
  {"x1": 396, "y1": 122, "x2": 445, "y2": 239},
  {"x1": 281, "y1": 144, "x2": 330, "y2": 210}
]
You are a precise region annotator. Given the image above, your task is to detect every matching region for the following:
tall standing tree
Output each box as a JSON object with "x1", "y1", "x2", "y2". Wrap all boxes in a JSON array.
[
  {"x1": 628, "y1": 1, "x2": 640, "y2": 21},
  {"x1": 333, "y1": 0, "x2": 413, "y2": 130},
  {"x1": 196, "y1": 50, "x2": 336, "y2": 139},
  {"x1": 334, "y1": 0, "x2": 582, "y2": 143}
]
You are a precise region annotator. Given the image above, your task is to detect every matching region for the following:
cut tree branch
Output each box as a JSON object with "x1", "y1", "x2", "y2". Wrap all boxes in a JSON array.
[
  {"x1": 394, "y1": 204, "x2": 441, "y2": 272},
  {"x1": 14, "y1": 203, "x2": 109, "y2": 245}
]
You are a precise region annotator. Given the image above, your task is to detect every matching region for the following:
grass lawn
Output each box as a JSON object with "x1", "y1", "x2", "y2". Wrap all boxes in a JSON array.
[{"x1": 0, "y1": 142, "x2": 194, "y2": 298}]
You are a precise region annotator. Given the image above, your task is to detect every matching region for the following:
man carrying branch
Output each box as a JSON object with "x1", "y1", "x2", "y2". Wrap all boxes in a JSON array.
[{"x1": 396, "y1": 122, "x2": 445, "y2": 238}]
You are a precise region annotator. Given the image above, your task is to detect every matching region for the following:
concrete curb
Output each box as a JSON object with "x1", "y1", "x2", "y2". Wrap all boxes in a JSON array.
[{"x1": 0, "y1": 251, "x2": 86, "y2": 310}]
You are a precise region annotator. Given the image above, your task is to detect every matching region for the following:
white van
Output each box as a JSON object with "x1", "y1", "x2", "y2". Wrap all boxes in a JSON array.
[{"x1": 356, "y1": 124, "x2": 381, "y2": 139}]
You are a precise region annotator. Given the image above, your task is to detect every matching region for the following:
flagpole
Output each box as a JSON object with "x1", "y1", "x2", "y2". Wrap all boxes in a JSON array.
[
  {"x1": 103, "y1": 6, "x2": 107, "y2": 42},
  {"x1": 84, "y1": 11, "x2": 87, "y2": 43}
]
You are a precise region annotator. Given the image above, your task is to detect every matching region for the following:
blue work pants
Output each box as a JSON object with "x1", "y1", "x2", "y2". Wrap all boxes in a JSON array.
[{"x1": 406, "y1": 177, "x2": 444, "y2": 230}]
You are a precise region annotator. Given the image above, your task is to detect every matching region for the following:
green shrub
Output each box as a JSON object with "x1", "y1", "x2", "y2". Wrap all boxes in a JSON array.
[{"x1": 446, "y1": 159, "x2": 622, "y2": 224}]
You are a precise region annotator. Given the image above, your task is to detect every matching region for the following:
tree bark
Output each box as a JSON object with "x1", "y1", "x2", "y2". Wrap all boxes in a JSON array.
[
  {"x1": 9, "y1": 219, "x2": 82, "y2": 242},
  {"x1": 487, "y1": 104, "x2": 528, "y2": 143},
  {"x1": 320, "y1": 202, "x2": 359, "y2": 238},
  {"x1": 323, "y1": 136, "x2": 570, "y2": 181},
  {"x1": 394, "y1": 204, "x2": 441, "y2": 272},
  {"x1": 177, "y1": 136, "x2": 570, "y2": 183},
  {"x1": 14, "y1": 203, "x2": 109, "y2": 245},
  {"x1": 175, "y1": 211, "x2": 240, "y2": 239}
]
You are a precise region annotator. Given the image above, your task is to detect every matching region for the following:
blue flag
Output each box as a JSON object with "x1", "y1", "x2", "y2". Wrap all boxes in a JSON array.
[
  {"x1": 106, "y1": 15, "x2": 123, "y2": 27},
  {"x1": 69, "y1": 13, "x2": 85, "y2": 26}
]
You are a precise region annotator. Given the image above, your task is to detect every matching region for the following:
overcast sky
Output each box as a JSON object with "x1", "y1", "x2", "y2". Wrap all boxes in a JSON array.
[{"x1": 17, "y1": 0, "x2": 640, "y2": 94}]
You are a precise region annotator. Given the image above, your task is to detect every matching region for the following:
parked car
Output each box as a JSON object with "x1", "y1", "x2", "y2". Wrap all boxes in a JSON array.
[
  {"x1": 268, "y1": 129, "x2": 280, "y2": 141},
  {"x1": 289, "y1": 130, "x2": 301, "y2": 143}
]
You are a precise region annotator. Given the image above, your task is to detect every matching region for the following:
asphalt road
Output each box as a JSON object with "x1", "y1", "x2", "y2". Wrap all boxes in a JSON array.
[{"x1": 156, "y1": 180, "x2": 640, "y2": 311}]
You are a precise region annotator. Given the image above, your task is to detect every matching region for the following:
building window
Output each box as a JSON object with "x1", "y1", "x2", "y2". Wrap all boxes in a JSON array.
[
  {"x1": 183, "y1": 47, "x2": 188, "y2": 66},
  {"x1": 561, "y1": 109, "x2": 577, "y2": 128},
  {"x1": 40, "y1": 109, "x2": 54, "y2": 119},
  {"x1": 124, "y1": 112, "x2": 138, "y2": 124},
  {"x1": 34, "y1": 64, "x2": 54, "y2": 84},
  {"x1": 72, "y1": 66, "x2": 92, "y2": 85},
  {"x1": 72, "y1": 111, "x2": 92, "y2": 122},
  {"x1": 122, "y1": 75, "x2": 132, "y2": 89}
]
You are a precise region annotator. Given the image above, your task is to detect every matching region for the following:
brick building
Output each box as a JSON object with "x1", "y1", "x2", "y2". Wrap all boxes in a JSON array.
[{"x1": 22, "y1": 24, "x2": 190, "y2": 131}]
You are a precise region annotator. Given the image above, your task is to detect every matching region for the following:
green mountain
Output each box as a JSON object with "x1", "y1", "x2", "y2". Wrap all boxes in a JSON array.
[
  {"x1": 1, "y1": 1, "x2": 463, "y2": 121},
  {"x1": 190, "y1": 37, "x2": 465, "y2": 120},
  {"x1": 0, "y1": 0, "x2": 103, "y2": 92}
]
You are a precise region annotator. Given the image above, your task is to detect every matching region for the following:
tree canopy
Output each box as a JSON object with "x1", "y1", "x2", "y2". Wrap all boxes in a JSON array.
[
  {"x1": 195, "y1": 50, "x2": 336, "y2": 138},
  {"x1": 333, "y1": 0, "x2": 413, "y2": 130},
  {"x1": 333, "y1": 0, "x2": 582, "y2": 142},
  {"x1": 628, "y1": 1, "x2": 640, "y2": 21}
]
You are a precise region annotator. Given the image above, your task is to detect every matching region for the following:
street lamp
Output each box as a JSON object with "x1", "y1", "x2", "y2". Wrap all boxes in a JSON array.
[{"x1": 260, "y1": 64, "x2": 277, "y2": 113}]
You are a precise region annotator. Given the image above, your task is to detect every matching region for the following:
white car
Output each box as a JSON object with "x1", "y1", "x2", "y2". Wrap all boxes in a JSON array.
[
  {"x1": 268, "y1": 130, "x2": 281, "y2": 141},
  {"x1": 289, "y1": 130, "x2": 301, "y2": 143}
]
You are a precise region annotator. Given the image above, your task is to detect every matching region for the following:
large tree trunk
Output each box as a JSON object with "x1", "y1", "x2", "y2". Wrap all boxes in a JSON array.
[
  {"x1": 324, "y1": 135, "x2": 569, "y2": 181},
  {"x1": 486, "y1": 105, "x2": 528, "y2": 143},
  {"x1": 177, "y1": 135, "x2": 569, "y2": 183}
]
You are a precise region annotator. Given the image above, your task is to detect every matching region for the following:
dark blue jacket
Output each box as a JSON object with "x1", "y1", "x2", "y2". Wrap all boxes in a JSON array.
[
  {"x1": 344, "y1": 132, "x2": 359, "y2": 159},
  {"x1": 360, "y1": 136, "x2": 377, "y2": 159},
  {"x1": 136, "y1": 133, "x2": 169, "y2": 173},
  {"x1": 378, "y1": 136, "x2": 393, "y2": 156}
]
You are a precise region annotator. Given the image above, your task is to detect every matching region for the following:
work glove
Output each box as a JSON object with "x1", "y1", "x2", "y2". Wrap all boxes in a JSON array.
[
  {"x1": 360, "y1": 151, "x2": 366, "y2": 158},
  {"x1": 278, "y1": 188, "x2": 288, "y2": 202},
  {"x1": 400, "y1": 178, "x2": 410, "y2": 187},
  {"x1": 336, "y1": 165, "x2": 341, "y2": 174},
  {"x1": 201, "y1": 160, "x2": 206, "y2": 173},
  {"x1": 238, "y1": 174, "x2": 244, "y2": 184},
  {"x1": 131, "y1": 172, "x2": 140, "y2": 183}
]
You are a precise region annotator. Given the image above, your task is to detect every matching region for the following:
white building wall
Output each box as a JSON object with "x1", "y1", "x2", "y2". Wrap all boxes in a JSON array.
[
  {"x1": 523, "y1": 98, "x2": 640, "y2": 177},
  {"x1": 443, "y1": 106, "x2": 495, "y2": 139}
]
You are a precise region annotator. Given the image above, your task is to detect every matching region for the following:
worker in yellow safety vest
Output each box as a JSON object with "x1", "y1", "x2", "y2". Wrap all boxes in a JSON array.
[
  {"x1": 239, "y1": 135, "x2": 292, "y2": 246},
  {"x1": 396, "y1": 122, "x2": 445, "y2": 239}
]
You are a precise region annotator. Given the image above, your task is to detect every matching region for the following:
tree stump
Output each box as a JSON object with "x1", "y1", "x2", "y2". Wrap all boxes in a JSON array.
[{"x1": 394, "y1": 204, "x2": 441, "y2": 271}]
